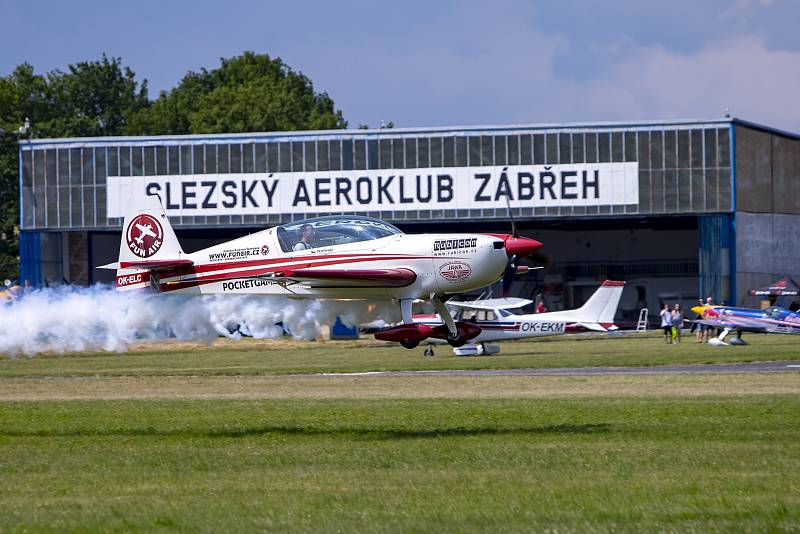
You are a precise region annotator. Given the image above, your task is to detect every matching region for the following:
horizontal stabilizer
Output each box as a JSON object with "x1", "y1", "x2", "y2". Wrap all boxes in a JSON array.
[
  {"x1": 573, "y1": 322, "x2": 610, "y2": 332},
  {"x1": 98, "y1": 259, "x2": 194, "y2": 270},
  {"x1": 693, "y1": 318, "x2": 765, "y2": 332}
]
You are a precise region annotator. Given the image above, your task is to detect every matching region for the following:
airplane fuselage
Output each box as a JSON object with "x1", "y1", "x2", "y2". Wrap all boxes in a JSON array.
[
  {"x1": 416, "y1": 313, "x2": 567, "y2": 343},
  {"x1": 116, "y1": 229, "x2": 510, "y2": 302},
  {"x1": 695, "y1": 305, "x2": 800, "y2": 335},
  {"x1": 106, "y1": 200, "x2": 544, "y2": 349}
]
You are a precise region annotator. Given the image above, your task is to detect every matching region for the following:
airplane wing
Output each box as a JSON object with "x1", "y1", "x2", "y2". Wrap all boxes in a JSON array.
[
  {"x1": 690, "y1": 318, "x2": 768, "y2": 332},
  {"x1": 156, "y1": 267, "x2": 418, "y2": 290},
  {"x1": 447, "y1": 297, "x2": 534, "y2": 312},
  {"x1": 283, "y1": 267, "x2": 417, "y2": 288}
]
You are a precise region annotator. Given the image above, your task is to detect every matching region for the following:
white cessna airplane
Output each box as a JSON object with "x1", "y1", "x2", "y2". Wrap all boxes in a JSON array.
[
  {"x1": 414, "y1": 280, "x2": 625, "y2": 355},
  {"x1": 99, "y1": 196, "x2": 543, "y2": 349}
]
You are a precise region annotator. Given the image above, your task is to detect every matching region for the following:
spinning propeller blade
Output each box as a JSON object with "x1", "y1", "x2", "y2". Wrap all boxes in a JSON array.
[
  {"x1": 501, "y1": 254, "x2": 518, "y2": 297},
  {"x1": 500, "y1": 189, "x2": 521, "y2": 296}
]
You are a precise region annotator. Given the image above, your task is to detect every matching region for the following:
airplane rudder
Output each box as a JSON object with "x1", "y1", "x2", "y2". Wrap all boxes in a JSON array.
[
  {"x1": 598, "y1": 281, "x2": 625, "y2": 324},
  {"x1": 578, "y1": 280, "x2": 625, "y2": 321},
  {"x1": 118, "y1": 196, "x2": 184, "y2": 262}
]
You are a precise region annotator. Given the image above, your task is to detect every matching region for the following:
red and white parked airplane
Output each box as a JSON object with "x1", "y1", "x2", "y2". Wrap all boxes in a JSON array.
[
  {"x1": 100, "y1": 196, "x2": 543, "y2": 348},
  {"x1": 414, "y1": 280, "x2": 625, "y2": 355}
]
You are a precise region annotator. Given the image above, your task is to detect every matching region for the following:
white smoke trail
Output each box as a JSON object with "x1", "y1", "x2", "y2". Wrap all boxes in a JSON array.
[{"x1": 0, "y1": 286, "x2": 396, "y2": 359}]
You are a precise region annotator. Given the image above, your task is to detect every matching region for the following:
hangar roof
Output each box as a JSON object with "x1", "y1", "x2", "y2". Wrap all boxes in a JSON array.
[
  {"x1": 21, "y1": 116, "x2": 798, "y2": 149},
  {"x1": 21, "y1": 116, "x2": 800, "y2": 232}
]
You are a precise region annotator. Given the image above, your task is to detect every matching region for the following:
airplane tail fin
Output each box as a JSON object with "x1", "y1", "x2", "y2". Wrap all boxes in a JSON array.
[
  {"x1": 97, "y1": 196, "x2": 191, "y2": 292},
  {"x1": 571, "y1": 280, "x2": 626, "y2": 331}
]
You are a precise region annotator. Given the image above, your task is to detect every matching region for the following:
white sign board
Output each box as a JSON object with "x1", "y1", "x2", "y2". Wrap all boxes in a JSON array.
[{"x1": 106, "y1": 163, "x2": 639, "y2": 218}]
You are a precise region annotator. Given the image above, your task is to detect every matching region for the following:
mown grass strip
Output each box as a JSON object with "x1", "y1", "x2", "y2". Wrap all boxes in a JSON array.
[
  {"x1": 2, "y1": 373, "x2": 800, "y2": 401},
  {"x1": 2, "y1": 333, "x2": 799, "y2": 378}
]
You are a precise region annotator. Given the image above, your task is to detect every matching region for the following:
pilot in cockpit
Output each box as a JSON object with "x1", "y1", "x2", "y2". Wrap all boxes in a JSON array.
[
  {"x1": 293, "y1": 224, "x2": 316, "y2": 251},
  {"x1": 768, "y1": 306, "x2": 784, "y2": 319}
]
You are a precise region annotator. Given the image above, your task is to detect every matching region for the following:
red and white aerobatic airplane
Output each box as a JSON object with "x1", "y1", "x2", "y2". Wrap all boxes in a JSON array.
[
  {"x1": 414, "y1": 280, "x2": 625, "y2": 355},
  {"x1": 99, "y1": 197, "x2": 543, "y2": 349}
]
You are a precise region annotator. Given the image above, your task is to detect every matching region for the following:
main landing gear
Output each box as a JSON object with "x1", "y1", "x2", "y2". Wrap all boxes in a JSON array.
[
  {"x1": 708, "y1": 328, "x2": 748, "y2": 346},
  {"x1": 374, "y1": 296, "x2": 482, "y2": 349}
]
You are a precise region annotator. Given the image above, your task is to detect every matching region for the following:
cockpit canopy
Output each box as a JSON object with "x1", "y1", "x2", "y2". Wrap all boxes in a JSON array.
[
  {"x1": 764, "y1": 306, "x2": 790, "y2": 319},
  {"x1": 276, "y1": 215, "x2": 403, "y2": 253}
]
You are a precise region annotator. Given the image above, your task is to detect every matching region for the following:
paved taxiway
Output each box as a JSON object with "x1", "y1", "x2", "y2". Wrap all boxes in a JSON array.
[{"x1": 321, "y1": 360, "x2": 800, "y2": 378}]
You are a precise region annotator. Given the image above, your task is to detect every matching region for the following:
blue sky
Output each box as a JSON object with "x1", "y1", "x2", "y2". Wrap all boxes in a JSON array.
[{"x1": 2, "y1": 0, "x2": 799, "y2": 131}]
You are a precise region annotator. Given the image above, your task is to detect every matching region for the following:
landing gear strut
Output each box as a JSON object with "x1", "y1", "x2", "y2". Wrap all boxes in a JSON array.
[
  {"x1": 433, "y1": 297, "x2": 467, "y2": 347},
  {"x1": 729, "y1": 330, "x2": 748, "y2": 345},
  {"x1": 375, "y1": 296, "x2": 481, "y2": 349},
  {"x1": 399, "y1": 299, "x2": 420, "y2": 349},
  {"x1": 708, "y1": 327, "x2": 731, "y2": 346},
  {"x1": 374, "y1": 298, "x2": 432, "y2": 348}
]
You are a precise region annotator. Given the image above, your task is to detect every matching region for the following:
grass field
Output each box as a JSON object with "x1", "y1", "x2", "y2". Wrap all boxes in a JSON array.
[
  {"x1": 2, "y1": 331, "x2": 800, "y2": 378},
  {"x1": 1, "y1": 334, "x2": 799, "y2": 532}
]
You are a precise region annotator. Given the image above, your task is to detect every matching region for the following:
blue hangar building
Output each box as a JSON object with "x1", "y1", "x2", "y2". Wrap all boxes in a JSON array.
[{"x1": 17, "y1": 117, "x2": 800, "y2": 323}]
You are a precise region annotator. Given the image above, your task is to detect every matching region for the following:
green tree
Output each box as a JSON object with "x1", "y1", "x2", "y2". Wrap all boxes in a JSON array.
[
  {"x1": 0, "y1": 51, "x2": 346, "y2": 280},
  {"x1": 129, "y1": 51, "x2": 346, "y2": 135},
  {"x1": 45, "y1": 55, "x2": 150, "y2": 137},
  {"x1": 0, "y1": 64, "x2": 49, "y2": 280},
  {"x1": 0, "y1": 130, "x2": 20, "y2": 279},
  {"x1": 0, "y1": 57, "x2": 150, "y2": 279}
]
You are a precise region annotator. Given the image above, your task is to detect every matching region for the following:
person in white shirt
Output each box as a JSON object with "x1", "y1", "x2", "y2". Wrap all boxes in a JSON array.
[
  {"x1": 660, "y1": 303, "x2": 673, "y2": 344},
  {"x1": 293, "y1": 224, "x2": 315, "y2": 251}
]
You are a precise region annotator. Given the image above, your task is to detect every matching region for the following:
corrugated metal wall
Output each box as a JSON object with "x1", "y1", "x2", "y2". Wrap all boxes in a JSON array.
[
  {"x1": 698, "y1": 214, "x2": 734, "y2": 304},
  {"x1": 19, "y1": 122, "x2": 733, "y2": 231}
]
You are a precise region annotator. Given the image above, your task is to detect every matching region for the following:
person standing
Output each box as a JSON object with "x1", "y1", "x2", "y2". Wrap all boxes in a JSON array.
[
  {"x1": 704, "y1": 296, "x2": 715, "y2": 342},
  {"x1": 672, "y1": 303, "x2": 683, "y2": 343},
  {"x1": 694, "y1": 298, "x2": 705, "y2": 343},
  {"x1": 660, "y1": 303, "x2": 672, "y2": 344}
]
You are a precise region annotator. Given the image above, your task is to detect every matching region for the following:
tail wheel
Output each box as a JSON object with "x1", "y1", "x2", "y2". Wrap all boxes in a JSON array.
[{"x1": 401, "y1": 341, "x2": 420, "y2": 349}]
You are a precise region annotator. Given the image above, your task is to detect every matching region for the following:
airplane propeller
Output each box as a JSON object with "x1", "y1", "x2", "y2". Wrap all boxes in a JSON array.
[
  {"x1": 506, "y1": 188, "x2": 519, "y2": 239},
  {"x1": 500, "y1": 189, "x2": 533, "y2": 297},
  {"x1": 501, "y1": 255, "x2": 519, "y2": 298}
]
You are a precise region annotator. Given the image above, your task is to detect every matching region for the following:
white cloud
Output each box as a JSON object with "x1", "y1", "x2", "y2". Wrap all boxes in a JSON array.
[
  {"x1": 579, "y1": 37, "x2": 800, "y2": 131},
  {"x1": 288, "y1": 1, "x2": 571, "y2": 128},
  {"x1": 305, "y1": 7, "x2": 800, "y2": 134}
]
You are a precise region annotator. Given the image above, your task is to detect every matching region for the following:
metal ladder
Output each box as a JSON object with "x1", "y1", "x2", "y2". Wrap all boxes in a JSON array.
[{"x1": 636, "y1": 308, "x2": 649, "y2": 331}]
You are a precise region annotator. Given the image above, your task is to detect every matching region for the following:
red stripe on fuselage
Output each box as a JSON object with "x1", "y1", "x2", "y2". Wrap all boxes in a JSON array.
[
  {"x1": 194, "y1": 253, "x2": 413, "y2": 274},
  {"x1": 159, "y1": 254, "x2": 434, "y2": 291},
  {"x1": 417, "y1": 321, "x2": 520, "y2": 331},
  {"x1": 159, "y1": 253, "x2": 444, "y2": 279}
]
